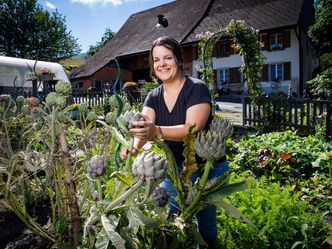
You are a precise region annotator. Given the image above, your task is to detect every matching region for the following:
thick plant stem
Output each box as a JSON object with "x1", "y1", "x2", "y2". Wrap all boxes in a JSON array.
[
  {"x1": 183, "y1": 160, "x2": 214, "y2": 221},
  {"x1": 154, "y1": 139, "x2": 185, "y2": 206},
  {"x1": 59, "y1": 128, "x2": 81, "y2": 246},
  {"x1": 104, "y1": 178, "x2": 144, "y2": 214}
]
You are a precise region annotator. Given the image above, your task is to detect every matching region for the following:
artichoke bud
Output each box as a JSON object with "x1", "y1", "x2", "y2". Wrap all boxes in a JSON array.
[
  {"x1": 45, "y1": 92, "x2": 58, "y2": 107},
  {"x1": 195, "y1": 130, "x2": 227, "y2": 161},
  {"x1": 87, "y1": 155, "x2": 106, "y2": 178},
  {"x1": 78, "y1": 103, "x2": 88, "y2": 113},
  {"x1": 0, "y1": 94, "x2": 15, "y2": 109},
  {"x1": 15, "y1": 95, "x2": 26, "y2": 106},
  {"x1": 151, "y1": 187, "x2": 170, "y2": 207},
  {"x1": 87, "y1": 111, "x2": 97, "y2": 121},
  {"x1": 210, "y1": 117, "x2": 233, "y2": 138},
  {"x1": 120, "y1": 110, "x2": 144, "y2": 129},
  {"x1": 105, "y1": 112, "x2": 115, "y2": 125},
  {"x1": 132, "y1": 151, "x2": 168, "y2": 182},
  {"x1": 55, "y1": 80, "x2": 72, "y2": 96},
  {"x1": 55, "y1": 95, "x2": 67, "y2": 109}
]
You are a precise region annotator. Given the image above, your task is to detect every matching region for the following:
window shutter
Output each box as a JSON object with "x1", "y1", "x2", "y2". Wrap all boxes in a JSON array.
[
  {"x1": 261, "y1": 64, "x2": 268, "y2": 81},
  {"x1": 230, "y1": 67, "x2": 241, "y2": 83},
  {"x1": 284, "y1": 62, "x2": 291, "y2": 80},
  {"x1": 284, "y1": 30, "x2": 291, "y2": 48},
  {"x1": 261, "y1": 34, "x2": 269, "y2": 50}
]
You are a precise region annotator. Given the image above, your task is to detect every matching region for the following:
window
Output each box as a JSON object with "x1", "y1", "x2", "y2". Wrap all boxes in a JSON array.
[
  {"x1": 270, "y1": 63, "x2": 283, "y2": 81},
  {"x1": 270, "y1": 33, "x2": 283, "y2": 50},
  {"x1": 217, "y1": 68, "x2": 230, "y2": 89},
  {"x1": 94, "y1": 80, "x2": 102, "y2": 90},
  {"x1": 220, "y1": 42, "x2": 230, "y2": 57}
]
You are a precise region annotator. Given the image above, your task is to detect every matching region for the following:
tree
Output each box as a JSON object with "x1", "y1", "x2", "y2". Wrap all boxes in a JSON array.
[
  {"x1": 87, "y1": 28, "x2": 115, "y2": 57},
  {"x1": 0, "y1": 0, "x2": 81, "y2": 61},
  {"x1": 308, "y1": 0, "x2": 332, "y2": 55}
]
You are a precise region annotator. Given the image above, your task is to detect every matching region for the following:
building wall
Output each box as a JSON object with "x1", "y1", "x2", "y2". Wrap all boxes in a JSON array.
[{"x1": 192, "y1": 29, "x2": 305, "y2": 95}]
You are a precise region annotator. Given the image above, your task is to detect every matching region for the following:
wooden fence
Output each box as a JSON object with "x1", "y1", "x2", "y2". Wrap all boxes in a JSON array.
[{"x1": 243, "y1": 97, "x2": 332, "y2": 138}]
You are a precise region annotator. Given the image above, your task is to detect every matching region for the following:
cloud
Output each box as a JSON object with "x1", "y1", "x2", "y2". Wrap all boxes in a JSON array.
[
  {"x1": 45, "y1": 1, "x2": 56, "y2": 9},
  {"x1": 70, "y1": 0, "x2": 148, "y2": 6},
  {"x1": 71, "y1": 0, "x2": 123, "y2": 6}
]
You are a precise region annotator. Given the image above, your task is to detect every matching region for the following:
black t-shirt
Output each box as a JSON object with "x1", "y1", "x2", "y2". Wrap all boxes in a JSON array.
[{"x1": 144, "y1": 76, "x2": 212, "y2": 165}]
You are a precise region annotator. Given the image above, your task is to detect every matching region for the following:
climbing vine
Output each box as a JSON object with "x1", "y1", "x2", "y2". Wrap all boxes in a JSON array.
[{"x1": 197, "y1": 20, "x2": 265, "y2": 109}]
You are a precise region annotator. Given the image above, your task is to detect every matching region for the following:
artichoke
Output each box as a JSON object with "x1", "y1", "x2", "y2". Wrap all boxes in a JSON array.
[
  {"x1": 87, "y1": 111, "x2": 97, "y2": 121},
  {"x1": 195, "y1": 117, "x2": 233, "y2": 161},
  {"x1": 151, "y1": 187, "x2": 170, "y2": 207},
  {"x1": 120, "y1": 110, "x2": 144, "y2": 129},
  {"x1": 87, "y1": 155, "x2": 106, "y2": 178},
  {"x1": 55, "y1": 80, "x2": 72, "y2": 96},
  {"x1": 105, "y1": 112, "x2": 115, "y2": 125},
  {"x1": 132, "y1": 151, "x2": 167, "y2": 182},
  {"x1": 209, "y1": 117, "x2": 233, "y2": 138},
  {"x1": 45, "y1": 92, "x2": 58, "y2": 107},
  {"x1": 0, "y1": 94, "x2": 15, "y2": 109},
  {"x1": 55, "y1": 95, "x2": 67, "y2": 109},
  {"x1": 78, "y1": 103, "x2": 88, "y2": 113},
  {"x1": 15, "y1": 95, "x2": 26, "y2": 106}
]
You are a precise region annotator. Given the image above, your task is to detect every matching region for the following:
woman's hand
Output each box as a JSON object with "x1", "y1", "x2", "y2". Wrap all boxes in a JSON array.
[
  {"x1": 129, "y1": 113, "x2": 158, "y2": 141},
  {"x1": 120, "y1": 146, "x2": 139, "y2": 160}
]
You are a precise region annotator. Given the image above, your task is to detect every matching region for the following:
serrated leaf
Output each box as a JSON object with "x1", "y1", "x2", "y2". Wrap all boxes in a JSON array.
[
  {"x1": 211, "y1": 200, "x2": 257, "y2": 229},
  {"x1": 182, "y1": 124, "x2": 198, "y2": 181},
  {"x1": 95, "y1": 229, "x2": 110, "y2": 249},
  {"x1": 111, "y1": 127, "x2": 129, "y2": 147},
  {"x1": 111, "y1": 171, "x2": 133, "y2": 187},
  {"x1": 126, "y1": 207, "x2": 145, "y2": 234},
  {"x1": 101, "y1": 214, "x2": 126, "y2": 249}
]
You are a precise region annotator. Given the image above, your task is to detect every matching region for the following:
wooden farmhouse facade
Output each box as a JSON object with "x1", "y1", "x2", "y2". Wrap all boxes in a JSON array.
[{"x1": 69, "y1": 0, "x2": 316, "y2": 97}]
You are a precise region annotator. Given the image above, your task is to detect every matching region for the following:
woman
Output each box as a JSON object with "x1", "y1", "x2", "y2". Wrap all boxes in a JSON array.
[{"x1": 121, "y1": 36, "x2": 228, "y2": 248}]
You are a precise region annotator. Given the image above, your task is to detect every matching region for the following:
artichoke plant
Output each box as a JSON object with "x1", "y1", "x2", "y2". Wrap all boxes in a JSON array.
[
  {"x1": 132, "y1": 151, "x2": 167, "y2": 182},
  {"x1": 86, "y1": 111, "x2": 97, "y2": 121},
  {"x1": 195, "y1": 118, "x2": 233, "y2": 161},
  {"x1": 87, "y1": 155, "x2": 106, "y2": 178},
  {"x1": 55, "y1": 80, "x2": 72, "y2": 96},
  {"x1": 78, "y1": 103, "x2": 88, "y2": 114},
  {"x1": 120, "y1": 110, "x2": 144, "y2": 129}
]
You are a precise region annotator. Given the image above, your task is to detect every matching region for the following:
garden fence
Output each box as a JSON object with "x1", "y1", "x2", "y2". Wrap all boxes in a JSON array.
[{"x1": 243, "y1": 96, "x2": 332, "y2": 139}]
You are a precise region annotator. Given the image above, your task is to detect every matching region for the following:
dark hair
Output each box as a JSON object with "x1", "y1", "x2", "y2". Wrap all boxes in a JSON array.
[{"x1": 149, "y1": 36, "x2": 184, "y2": 80}]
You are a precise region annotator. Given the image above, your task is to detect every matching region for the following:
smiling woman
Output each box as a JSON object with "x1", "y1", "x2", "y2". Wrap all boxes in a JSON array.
[{"x1": 120, "y1": 36, "x2": 228, "y2": 248}]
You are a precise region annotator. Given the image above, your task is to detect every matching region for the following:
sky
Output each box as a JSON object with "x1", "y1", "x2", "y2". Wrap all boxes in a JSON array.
[{"x1": 38, "y1": 0, "x2": 174, "y2": 53}]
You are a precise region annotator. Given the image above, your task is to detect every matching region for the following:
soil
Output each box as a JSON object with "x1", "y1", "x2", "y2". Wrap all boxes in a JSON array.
[{"x1": 0, "y1": 201, "x2": 52, "y2": 249}]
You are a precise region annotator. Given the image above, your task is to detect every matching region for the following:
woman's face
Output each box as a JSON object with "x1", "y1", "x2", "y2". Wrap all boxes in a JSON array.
[{"x1": 152, "y1": 45, "x2": 180, "y2": 83}]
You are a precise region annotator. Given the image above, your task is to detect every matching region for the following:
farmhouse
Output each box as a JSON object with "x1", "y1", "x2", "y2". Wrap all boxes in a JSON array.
[{"x1": 69, "y1": 0, "x2": 316, "y2": 97}]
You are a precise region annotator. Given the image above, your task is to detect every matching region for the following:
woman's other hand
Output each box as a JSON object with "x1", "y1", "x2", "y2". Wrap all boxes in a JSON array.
[{"x1": 120, "y1": 146, "x2": 139, "y2": 160}]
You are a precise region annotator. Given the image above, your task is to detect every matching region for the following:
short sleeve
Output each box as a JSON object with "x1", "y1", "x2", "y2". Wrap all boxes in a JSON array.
[
  {"x1": 186, "y1": 82, "x2": 211, "y2": 109},
  {"x1": 144, "y1": 91, "x2": 155, "y2": 109}
]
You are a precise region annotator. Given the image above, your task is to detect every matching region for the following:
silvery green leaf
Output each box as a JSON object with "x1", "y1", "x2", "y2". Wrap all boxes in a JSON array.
[
  {"x1": 126, "y1": 207, "x2": 145, "y2": 234},
  {"x1": 95, "y1": 229, "x2": 110, "y2": 249},
  {"x1": 101, "y1": 214, "x2": 126, "y2": 249}
]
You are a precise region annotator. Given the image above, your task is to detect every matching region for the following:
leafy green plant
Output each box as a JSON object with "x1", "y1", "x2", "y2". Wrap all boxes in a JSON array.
[
  {"x1": 230, "y1": 130, "x2": 332, "y2": 180},
  {"x1": 217, "y1": 176, "x2": 329, "y2": 249}
]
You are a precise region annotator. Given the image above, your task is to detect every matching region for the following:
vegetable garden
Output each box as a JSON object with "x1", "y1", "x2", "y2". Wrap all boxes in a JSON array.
[{"x1": 0, "y1": 20, "x2": 331, "y2": 249}]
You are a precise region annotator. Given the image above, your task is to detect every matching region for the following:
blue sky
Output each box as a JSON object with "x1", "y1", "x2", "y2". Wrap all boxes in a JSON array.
[{"x1": 39, "y1": 0, "x2": 174, "y2": 53}]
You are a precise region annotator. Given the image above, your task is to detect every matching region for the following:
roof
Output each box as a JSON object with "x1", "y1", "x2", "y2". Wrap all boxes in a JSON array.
[
  {"x1": 70, "y1": 0, "x2": 306, "y2": 80},
  {"x1": 183, "y1": 0, "x2": 304, "y2": 43},
  {"x1": 70, "y1": 0, "x2": 212, "y2": 79}
]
